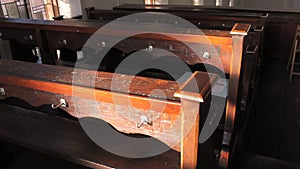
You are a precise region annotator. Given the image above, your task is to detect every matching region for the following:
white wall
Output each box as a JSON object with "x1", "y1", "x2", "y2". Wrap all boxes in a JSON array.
[
  {"x1": 169, "y1": 0, "x2": 193, "y2": 5},
  {"x1": 58, "y1": 0, "x2": 83, "y2": 18},
  {"x1": 285, "y1": 0, "x2": 300, "y2": 9},
  {"x1": 65, "y1": 0, "x2": 300, "y2": 19},
  {"x1": 119, "y1": 0, "x2": 145, "y2": 5},
  {"x1": 204, "y1": 0, "x2": 216, "y2": 5},
  {"x1": 238, "y1": 0, "x2": 297, "y2": 9},
  {"x1": 243, "y1": 0, "x2": 283, "y2": 9}
]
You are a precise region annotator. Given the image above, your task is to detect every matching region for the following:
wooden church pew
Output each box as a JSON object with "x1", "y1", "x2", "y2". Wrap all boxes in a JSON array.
[
  {"x1": 0, "y1": 59, "x2": 218, "y2": 169},
  {"x1": 0, "y1": 17, "x2": 250, "y2": 168}
]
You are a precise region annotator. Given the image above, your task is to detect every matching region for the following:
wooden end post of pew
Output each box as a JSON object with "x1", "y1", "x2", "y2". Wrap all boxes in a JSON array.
[
  {"x1": 175, "y1": 72, "x2": 218, "y2": 169},
  {"x1": 219, "y1": 23, "x2": 251, "y2": 168}
]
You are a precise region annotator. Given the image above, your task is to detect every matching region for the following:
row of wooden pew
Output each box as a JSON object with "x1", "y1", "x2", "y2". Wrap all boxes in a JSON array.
[
  {"x1": 0, "y1": 6, "x2": 264, "y2": 169},
  {"x1": 85, "y1": 6, "x2": 267, "y2": 167}
]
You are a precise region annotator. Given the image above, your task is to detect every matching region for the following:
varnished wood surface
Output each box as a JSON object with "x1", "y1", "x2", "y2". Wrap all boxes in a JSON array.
[{"x1": 0, "y1": 59, "x2": 180, "y2": 102}]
